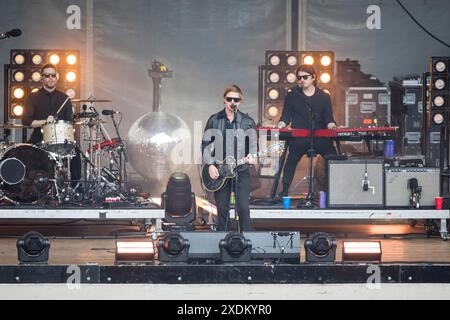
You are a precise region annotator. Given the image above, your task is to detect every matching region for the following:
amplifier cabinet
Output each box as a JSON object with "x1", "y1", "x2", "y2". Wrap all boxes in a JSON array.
[
  {"x1": 385, "y1": 167, "x2": 440, "y2": 207},
  {"x1": 328, "y1": 159, "x2": 385, "y2": 208}
]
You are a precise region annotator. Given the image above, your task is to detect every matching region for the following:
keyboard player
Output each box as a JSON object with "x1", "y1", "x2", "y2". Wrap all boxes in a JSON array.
[{"x1": 278, "y1": 64, "x2": 337, "y2": 197}]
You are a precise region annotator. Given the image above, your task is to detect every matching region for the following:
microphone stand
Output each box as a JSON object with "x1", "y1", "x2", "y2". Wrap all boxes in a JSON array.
[
  {"x1": 110, "y1": 113, "x2": 129, "y2": 193},
  {"x1": 300, "y1": 99, "x2": 316, "y2": 208},
  {"x1": 233, "y1": 105, "x2": 240, "y2": 233}
]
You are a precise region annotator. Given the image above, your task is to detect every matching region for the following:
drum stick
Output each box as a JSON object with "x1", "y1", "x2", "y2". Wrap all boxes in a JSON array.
[{"x1": 56, "y1": 96, "x2": 70, "y2": 116}]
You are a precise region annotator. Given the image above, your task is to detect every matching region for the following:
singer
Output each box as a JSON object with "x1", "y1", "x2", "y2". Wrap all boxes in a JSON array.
[
  {"x1": 278, "y1": 64, "x2": 337, "y2": 197},
  {"x1": 201, "y1": 84, "x2": 257, "y2": 231}
]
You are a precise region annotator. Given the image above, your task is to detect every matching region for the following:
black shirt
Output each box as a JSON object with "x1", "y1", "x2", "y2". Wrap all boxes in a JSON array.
[
  {"x1": 22, "y1": 88, "x2": 73, "y2": 144},
  {"x1": 280, "y1": 86, "x2": 335, "y2": 130}
]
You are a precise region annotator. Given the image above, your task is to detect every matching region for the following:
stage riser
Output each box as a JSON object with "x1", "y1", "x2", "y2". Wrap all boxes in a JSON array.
[{"x1": 1, "y1": 265, "x2": 450, "y2": 284}]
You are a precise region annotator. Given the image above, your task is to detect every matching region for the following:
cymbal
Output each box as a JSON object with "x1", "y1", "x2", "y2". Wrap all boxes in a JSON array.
[
  {"x1": 0, "y1": 124, "x2": 32, "y2": 129},
  {"x1": 71, "y1": 98, "x2": 112, "y2": 103}
]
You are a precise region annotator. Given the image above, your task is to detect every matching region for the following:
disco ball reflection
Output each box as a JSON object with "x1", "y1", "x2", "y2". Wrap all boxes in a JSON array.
[{"x1": 127, "y1": 111, "x2": 191, "y2": 188}]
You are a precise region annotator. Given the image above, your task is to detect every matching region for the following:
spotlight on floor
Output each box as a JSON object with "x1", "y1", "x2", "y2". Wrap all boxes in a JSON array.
[
  {"x1": 115, "y1": 241, "x2": 155, "y2": 264},
  {"x1": 158, "y1": 232, "x2": 190, "y2": 263},
  {"x1": 17, "y1": 231, "x2": 50, "y2": 264},
  {"x1": 161, "y1": 172, "x2": 196, "y2": 231},
  {"x1": 219, "y1": 232, "x2": 252, "y2": 263},
  {"x1": 304, "y1": 232, "x2": 337, "y2": 263},
  {"x1": 342, "y1": 241, "x2": 382, "y2": 262}
]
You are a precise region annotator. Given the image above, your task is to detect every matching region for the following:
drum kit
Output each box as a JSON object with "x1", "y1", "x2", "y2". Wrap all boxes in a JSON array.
[{"x1": 0, "y1": 97, "x2": 129, "y2": 205}]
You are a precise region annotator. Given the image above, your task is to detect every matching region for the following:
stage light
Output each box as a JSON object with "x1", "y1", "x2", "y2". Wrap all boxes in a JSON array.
[
  {"x1": 31, "y1": 87, "x2": 39, "y2": 93},
  {"x1": 65, "y1": 71, "x2": 77, "y2": 82},
  {"x1": 13, "y1": 53, "x2": 25, "y2": 65},
  {"x1": 286, "y1": 54, "x2": 298, "y2": 66},
  {"x1": 286, "y1": 72, "x2": 297, "y2": 83},
  {"x1": 269, "y1": 54, "x2": 281, "y2": 66},
  {"x1": 66, "y1": 54, "x2": 77, "y2": 65},
  {"x1": 267, "y1": 105, "x2": 279, "y2": 118},
  {"x1": 268, "y1": 88, "x2": 280, "y2": 100},
  {"x1": 303, "y1": 55, "x2": 314, "y2": 65},
  {"x1": 115, "y1": 241, "x2": 155, "y2": 264},
  {"x1": 31, "y1": 71, "x2": 41, "y2": 82},
  {"x1": 158, "y1": 232, "x2": 190, "y2": 262},
  {"x1": 432, "y1": 112, "x2": 445, "y2": 125},
  {"x1": 65, "y1": 88, "x2": 76, "y2": 98},
  {"x1": 219, "y1": 232, "x2": 252, "y2": 263},
  {"x1": 13, "y1": 70, "x2": 25, "y2": 82},
  {"x1": 12, "y1": 87, "x2": 25, "y2": 99},
  {"x1": 320, "y1": 55, "x2": 332, "y2": 67},
  {"x1": 434, "y1": 60, "x2": 447, "y2": 73},
  {"x1": 434, "y1": 78, "x2": 446, "y2": 90},
  {"x1": 12, "y1": 104, "x2": 24, "y2": 117},
  {"x1": 17, "y1": 231, "x2": 50, "y2": 264},
  {"x1": 433, "y1": 95, "x2": 445, "y2": 107},
  {"x1": 342, "y1": 241, "x2": 382, "y2": 262},
  {"x1": 49, "y1": 53, "x2": 60, "y2": 65},
  {"x1": 31, "y1": 54, "x2": 43, "y2": 65},
  {"x1": 323, "y1": 89, "x2": 331, "y2": 95},
  {"x1": 268, "y1": 71, "x2": 280, "y2": 83},
  {"x1": 304, "y1": 232, "x2": 337, "y2": 263},
  {"x1": 320, "y1": 72, "x2": 331, "y2": 84},
  {"x1": 161, "y1": 172, "x2": 196, "y2": 230}
]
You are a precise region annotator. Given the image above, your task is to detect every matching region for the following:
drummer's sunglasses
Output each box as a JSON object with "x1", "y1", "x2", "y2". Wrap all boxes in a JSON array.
[{"x1": 42, "y1": 74, "x2": 57, "y2": 78}]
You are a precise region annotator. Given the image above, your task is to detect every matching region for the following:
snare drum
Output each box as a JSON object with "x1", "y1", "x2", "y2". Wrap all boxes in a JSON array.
[{"x1": 42, "y1": 120, "x2": 75, "y2": 154}]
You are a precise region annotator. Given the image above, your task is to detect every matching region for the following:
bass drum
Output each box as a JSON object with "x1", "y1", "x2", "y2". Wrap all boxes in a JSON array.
[{"x1": 0, "y1": 144, "x2": 55, "y2": 203}]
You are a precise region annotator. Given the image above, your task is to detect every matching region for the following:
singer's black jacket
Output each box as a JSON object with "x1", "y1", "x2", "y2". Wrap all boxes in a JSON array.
[
  {"x1": 22, "y1": 88, "x2": 73, "y2": 144},
  {"x1": 201, "y1": 108, "x2": 257, "y2": 171},
  {"x1": 280, "y1": 86, "x2": 335, "y2": 130}
]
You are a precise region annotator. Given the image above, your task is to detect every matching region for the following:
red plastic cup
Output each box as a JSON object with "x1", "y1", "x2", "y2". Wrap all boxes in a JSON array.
[{"x1": 435, "y1": 197, "x2": 444, "y2": 210}]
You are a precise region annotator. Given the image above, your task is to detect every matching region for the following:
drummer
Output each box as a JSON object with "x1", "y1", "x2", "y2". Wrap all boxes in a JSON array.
[
  {"x1": 22, "y1": 63, "x2": 74, "y2": 143},
  {"x1": 22, "y1": 63, "x2": 81, "y2": 182}
]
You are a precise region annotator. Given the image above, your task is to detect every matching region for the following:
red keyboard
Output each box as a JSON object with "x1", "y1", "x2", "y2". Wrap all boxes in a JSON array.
[{"x1": 257, "y1": 127, "x2": 397, "y2": 138}]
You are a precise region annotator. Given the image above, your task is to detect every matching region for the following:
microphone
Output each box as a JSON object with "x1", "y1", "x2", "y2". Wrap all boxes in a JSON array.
[
  {"x1": 102, "y1": 109, "x2": 121, "y2": 115},
  {"x1": 0, "y1": 29, "x2": 22, "y2": 39}
]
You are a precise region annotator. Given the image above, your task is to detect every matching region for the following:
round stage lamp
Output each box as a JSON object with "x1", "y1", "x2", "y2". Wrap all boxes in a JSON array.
[
  {"x1": 433, "y1": 95, "x2": 445, "y2": 107},
  {"x1": 65, "y1": 71, "x2": 77, "y2": 82},
  {"x1": 66, "y1": 88, "x2": 76, "y2": 98},
  {"x1": 286, "y1": 72, "x2": 297, "y2": 83},
  {"x1": 31, "y1": 71, "x2": 42, "y2": 82},
  {"x1": 13, "y1": 71, "x2": 25, "y2": 82},
  {"x1": 286, "y1": 55, "x2": 298, "y2": 66},
  {"x1": 31, "y1": 54, "x2": 43, "y2": 65},
  {"x1": 320, "y1": 72, "x2": 331, "y2": 84},
  {"x1": 268, "y1": 72, "x2": 280, "y2": 83},
  {"x1": 432, "y1": 112, "x2": 445, "y2": 125},
  {"x1": 66, "y1": 54, "x2": 77, "y2": 65},
  {"x1": 304, "y1": 232, "x2": 337, "y2": 263},
  {"x1": 12, "y1": 104, "x2": 24, "y2": 117},
  {"x1": 267, "y1": 105, "x2": 279, "y2": 118},
  {"x1": 320, "y1": 55, "x2": 332, "y2": 67},
  {"x1": 16, "y1": 231, "x2": 50, "y2": 264},
  {"x1": 31, "y1": 87, "x2": 39, "y2": 93},
  {"x1": 219, "y1": 232, "x2": 252, "y2": 262},
  {"x1": 435, "y1": 60, "x2": 446, "y2": 72},
  {"x1": 268, "y1": 88, "x2": 280, "y2": 100},
  {"x1": 303, "y1": 55, "x2": 314, "y2": 65},
  {"x1": 158, "y1": 232, "x2": 190, "y2": 262},
  {"x1": 13, "y1": 53, "x2": 25, "y2": 65},
  {"x1": 269, "y1": 54, "x2": 281, "y2": 66},
  {"x1": 434, "y1": 79, "x2": 446, "y2": 90},
  {"x1": 12, "y1": 87, "x2": 25, "y2": 99},
  {"x1": 49, "y1": 53, "x2": 60, "y2": 65}
]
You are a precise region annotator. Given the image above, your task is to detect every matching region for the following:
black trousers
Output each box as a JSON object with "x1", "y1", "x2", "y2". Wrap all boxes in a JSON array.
[
  {"x1": 281, "y1": 138, "x2": 336, "y2": 193},
  {"x1": 214, "y1": 168, "x2": 252, "y2": 232}
]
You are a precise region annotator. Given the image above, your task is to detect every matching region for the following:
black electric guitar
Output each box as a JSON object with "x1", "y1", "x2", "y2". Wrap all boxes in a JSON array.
[{"x1": 201, "y1": 142, "x2": 284, "y2": 192}]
